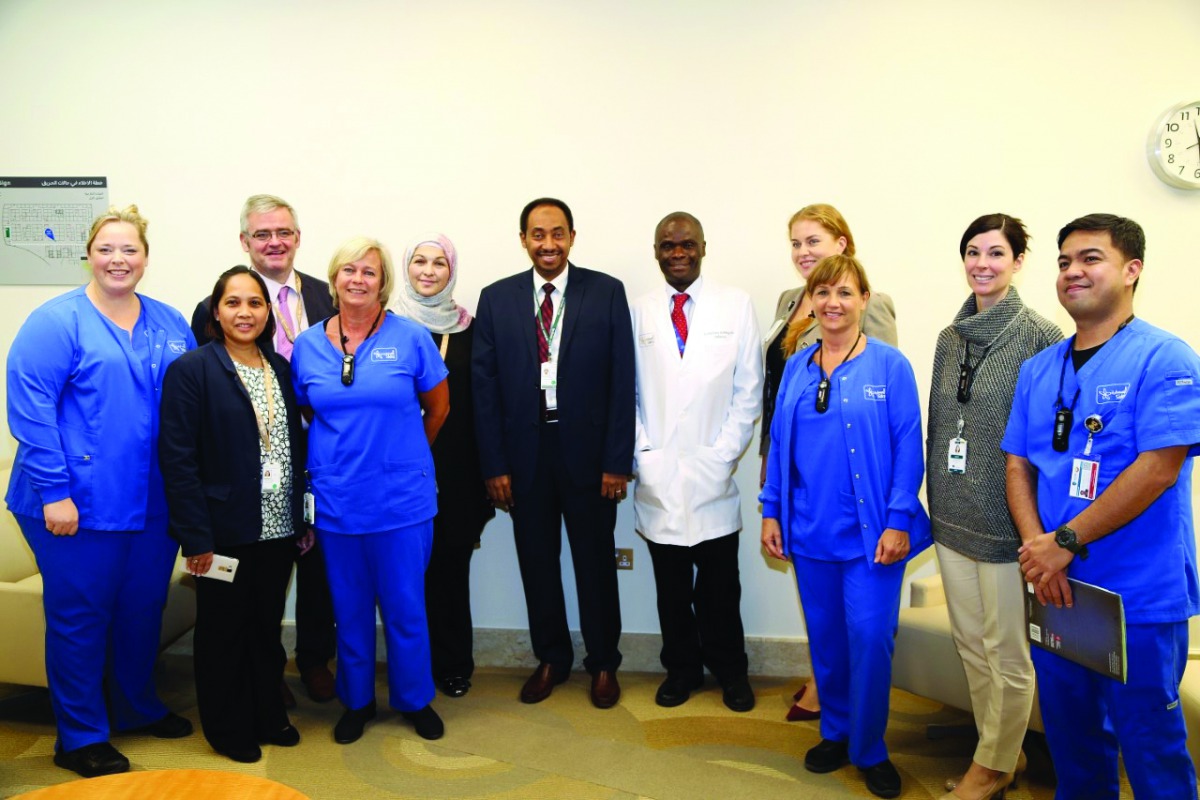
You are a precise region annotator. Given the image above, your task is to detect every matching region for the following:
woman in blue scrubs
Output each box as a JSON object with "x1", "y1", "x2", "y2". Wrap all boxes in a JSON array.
[
  {"x1": 760, "y1": 254, "x2": 930, "y2": 800},
  {"x1": 291, "y1": 237, "x2": 449, "y2": 745},
  {"x1": 5, "y1": 205, "x2": 196, "y2": 778}
]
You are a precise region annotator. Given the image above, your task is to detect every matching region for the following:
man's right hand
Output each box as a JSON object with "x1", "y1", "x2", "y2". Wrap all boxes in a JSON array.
[
  {"x1": 44, "y1": 498, "x2": 79, "y2": 536},
  {"x1": 485, "y1": 475, "x2": 514, "y2": 511}
]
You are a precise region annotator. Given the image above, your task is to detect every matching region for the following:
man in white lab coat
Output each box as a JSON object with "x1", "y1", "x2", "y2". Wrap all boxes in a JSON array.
[{"x1": 631, "y1": 212, "x2": 764, "y2": 710}]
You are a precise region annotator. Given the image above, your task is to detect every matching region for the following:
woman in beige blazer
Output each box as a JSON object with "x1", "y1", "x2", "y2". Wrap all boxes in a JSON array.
[{"x1": 760, "y1": 204, "x2": 898, "y2": 721}]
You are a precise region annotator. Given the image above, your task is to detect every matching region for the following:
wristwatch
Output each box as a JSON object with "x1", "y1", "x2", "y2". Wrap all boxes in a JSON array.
[{"x1": 1054, "y1": 525, "x2": 1089, "y2": 560}]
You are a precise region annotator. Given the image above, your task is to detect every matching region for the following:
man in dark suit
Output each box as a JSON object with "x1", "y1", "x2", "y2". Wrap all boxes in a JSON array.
[
  {"x1": 472, "y1": 197, "x2": 634, "y2": 709},
  {"x1": 190, "y1": 194, "x2": 337, "y2": 705}
]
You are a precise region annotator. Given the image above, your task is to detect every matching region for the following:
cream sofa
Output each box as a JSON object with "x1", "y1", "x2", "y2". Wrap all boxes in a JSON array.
[
  {"x1": 895, "y1": 571, "x2": 1200, "y2": 765},
  {"x1": 0, "y1": 460, "x2": 197, "y2": 688}
]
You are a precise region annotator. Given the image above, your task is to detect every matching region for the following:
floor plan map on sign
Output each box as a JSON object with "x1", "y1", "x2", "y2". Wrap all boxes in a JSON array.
[{"x1": 0, "y1": 177, "x2": 109, "y2": 285}]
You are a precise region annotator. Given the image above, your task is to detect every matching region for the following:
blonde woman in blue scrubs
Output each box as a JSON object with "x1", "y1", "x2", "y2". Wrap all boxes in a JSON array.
[{"x1": 6, "y1": 206, "x2": 195, "y2": 778}]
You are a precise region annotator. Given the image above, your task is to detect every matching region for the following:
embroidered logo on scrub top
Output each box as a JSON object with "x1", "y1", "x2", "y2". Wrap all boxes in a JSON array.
[
  {"x1": 167, "y1": 340, "x2": 187, "y2": 354},
  {"x1": 371, "y1": 348, "x2": 398, "y2": 362},
  {"x1": 1096, "y1": 383, "x2": 1130, "y2": 404},
  {"x1": 863, "y1": 385, "x2": 887, "y2": 401}
]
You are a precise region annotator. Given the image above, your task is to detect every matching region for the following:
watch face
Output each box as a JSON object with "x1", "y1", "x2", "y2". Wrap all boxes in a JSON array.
[
  {"x1": 1147, "y1": 100, "x2": 1200, "y2": 190},
  {"x1": 1055, "y1": 527, "x2": 1075, "y2": 549}
]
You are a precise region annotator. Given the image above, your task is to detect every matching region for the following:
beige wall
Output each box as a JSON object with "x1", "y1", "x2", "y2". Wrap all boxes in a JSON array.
[{"x1": 2, "y1": 0, "x2": 1200, "y2": 642}]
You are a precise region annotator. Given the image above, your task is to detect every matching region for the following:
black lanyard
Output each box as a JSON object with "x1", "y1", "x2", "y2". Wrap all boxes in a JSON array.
[
  {"x1": 1052, "y1": 315, "x2": 1133, "y2": 452},
  {"x1": 811, "y1": 332, "x2": 862, "y2": 414},
  {"x1": 957, "y1": 341, "x2": 990, "y2": 403},
  {"x1": 337, "y1": 307, "x2": 384, "y2": 387}
]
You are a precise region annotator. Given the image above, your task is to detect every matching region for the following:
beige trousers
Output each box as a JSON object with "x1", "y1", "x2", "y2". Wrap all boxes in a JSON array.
[{"x1": 936, "y1": 543, "x2": 1034, "y2": 772}]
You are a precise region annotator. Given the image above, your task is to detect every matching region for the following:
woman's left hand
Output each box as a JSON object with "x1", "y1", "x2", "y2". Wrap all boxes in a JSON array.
[
  {"x1": 297, "y1": 529, "x2": 315, "y2": 555},
  {"x1": 186, "y1": 552, "x2": 215, "y2": 575},
  {"x1": 874, "y1": 529, "x2": 910, "y2": 565}
]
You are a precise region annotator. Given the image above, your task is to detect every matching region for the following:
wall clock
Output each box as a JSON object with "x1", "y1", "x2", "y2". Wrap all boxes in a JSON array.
[{"x1": 1147, "y1": 100, "x2": 1200, "y2": 189}]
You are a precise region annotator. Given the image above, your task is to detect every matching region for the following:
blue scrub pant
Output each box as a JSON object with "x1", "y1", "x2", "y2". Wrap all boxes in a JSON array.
[
  {"x1": 1033, "y1": 621, "x2": 1197, "y2": 800},
  {"x1": 793, "y1": 553, "x2": 904, "y2": 768},
  {"x1": 17, "y1": 514, "x2": 177, "y2": 752},
  {"x1": 318, "y1": 521, "x2": 435, "y2": 713}
]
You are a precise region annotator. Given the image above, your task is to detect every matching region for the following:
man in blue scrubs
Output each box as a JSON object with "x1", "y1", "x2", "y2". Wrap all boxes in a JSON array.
[{"x1": 1003, "y1": 214, "x2": 1200, "y2": 799}]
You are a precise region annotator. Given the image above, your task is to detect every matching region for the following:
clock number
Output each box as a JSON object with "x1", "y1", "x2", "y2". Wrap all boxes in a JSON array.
[
  {"x1": 1195, "y1": 169, "x2": 1200, "y2": 179},
  {"x1": 1165, "y1": 138, "x2": 1173, "y2": 147},
  {"x1": 1183, "y1": 111, "x2": 1192, "y2": 120},
  {"x1": 1168, "y1": 123, "x2": 1180, "y2": 132},
  {"x1": 1181, "y1": 166, "x2": 1187, "y2": 175},
  {"x1": 1169, "y1": 154, "x2": 1175, "y2": 164}
]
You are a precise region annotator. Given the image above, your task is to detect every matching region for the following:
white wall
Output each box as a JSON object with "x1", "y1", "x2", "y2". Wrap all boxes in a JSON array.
[{"x1": 3, "y1": 0, "x2": 1200, "y2": 641}]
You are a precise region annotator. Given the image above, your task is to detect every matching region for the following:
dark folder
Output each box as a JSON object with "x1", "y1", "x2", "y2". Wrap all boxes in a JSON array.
[{"x1": 1025, "y1": 578, "x2": 1126, "y2": 682}]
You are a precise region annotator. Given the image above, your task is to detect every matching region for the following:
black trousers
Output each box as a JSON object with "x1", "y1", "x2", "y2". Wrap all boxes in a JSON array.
[
  {"x1": 510, "y1": 422, "x2": 622, "y2": 675},
  {"x1": 424, "y1": 513, "x2": 487, "y2": 680},
  {"x1": 645, "y1": 531, "x2": 748, "y2": 686},
  {"x1": 193, "y1": 536, "x2": 295, "y2": 751},
  {"x1": 293, "y1": 537, "x2": 336, "y2": 671}
]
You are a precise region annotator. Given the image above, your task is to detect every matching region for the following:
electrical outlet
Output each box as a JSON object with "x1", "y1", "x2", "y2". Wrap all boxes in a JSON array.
[{"x1": 615, "y1": 548, "x2": 633, "y2": 570}]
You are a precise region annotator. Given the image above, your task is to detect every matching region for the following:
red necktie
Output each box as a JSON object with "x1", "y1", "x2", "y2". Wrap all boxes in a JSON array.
[
  {"x1": 671, "y1": 293, "x2": 689, "y2": 355},
  {"x1": 536, "y1": 283, "x2": 554, "y2": 363}
]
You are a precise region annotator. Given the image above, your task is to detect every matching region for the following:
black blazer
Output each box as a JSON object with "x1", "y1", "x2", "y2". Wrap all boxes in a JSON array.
[
  {"x1": 159, "y1": 342, "x2": 306, "y2": 556},
  {"x1": 190, "y1": 269, "x2": 336, "y2": 348},
  {"x1": 471, "y1": 264, "x2": 635, "y2": 494}
]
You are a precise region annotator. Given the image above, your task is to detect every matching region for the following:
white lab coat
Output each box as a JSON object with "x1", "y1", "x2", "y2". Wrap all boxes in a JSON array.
[{"x1": 631, "y1": 278, "x2": 763, "y2": 546}]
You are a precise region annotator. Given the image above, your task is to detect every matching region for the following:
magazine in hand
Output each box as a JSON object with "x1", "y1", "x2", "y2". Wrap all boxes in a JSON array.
[{"x1": 1026, "y1": 578, "x2": 1126, "y2": 682}]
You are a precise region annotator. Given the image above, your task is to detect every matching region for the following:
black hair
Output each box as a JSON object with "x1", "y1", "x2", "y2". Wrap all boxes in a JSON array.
[
  {"x1": 958, "y1": 213, "x2": 1030, "y2": 259},
  {"x1": 520, "y1": 197, "x2": 574, "y2": 233},
  {"x1": 1057, "y1": 213, "x2": 1145, "y2": 262},
  {"x1": 206, "y1": 265, "x2": 277, "y2": 348}
]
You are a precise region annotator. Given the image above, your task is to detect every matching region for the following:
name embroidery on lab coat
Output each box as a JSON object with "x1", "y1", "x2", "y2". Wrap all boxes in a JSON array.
[
  {"x1": 371, "y1": 348, "x2": 398, "y2": 362},
  {"x1": 1095, "y1": 383, "x2": 1129, "y2": 404},
  {"x1": 167, "y1": 340, "x2": 188, "y2": 354},
  {"x1": 863, "y1": 385, "x2": 887, "y2": 401}
]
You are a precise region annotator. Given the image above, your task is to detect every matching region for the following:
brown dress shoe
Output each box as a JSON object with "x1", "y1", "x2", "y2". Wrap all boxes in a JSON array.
[
  {"x1": 590, "y1": 670, "x2": 620, "y2": 709},
  {"x1": 301, "y1": 665, "x2": 337, "y2": 703},
  {"x1": 520, "y1": 663, "x2": 568, "y2": 704}
]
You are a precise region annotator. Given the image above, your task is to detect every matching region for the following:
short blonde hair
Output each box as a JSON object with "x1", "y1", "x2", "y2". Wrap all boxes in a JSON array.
[
  {"x1": 326, "y1": 236, "x2": 395, "y2": 309},
  {"x1": 240, "y1": 194, "x2": 299, "y2": 234},
  {"x1": 783, "y1": 254, "x2": 871, "y2": 355},
  {"x1": 87, "y1": 204, "x2": 149, "y2": 255},
  {"x1": 787, "y1": 203, "x2": 856, "y2": 257}
]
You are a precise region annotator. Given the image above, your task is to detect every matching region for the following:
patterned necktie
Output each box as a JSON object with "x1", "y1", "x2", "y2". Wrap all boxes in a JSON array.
[
  {"x1": 536, "y1": 283, "x2": 554, "y2": 363},
  {"x1": 671, "y1": 293, "x2": 689, "y2": 355},
  {"x1": 276, "y1": 285, "x2": 296, "y2": 361}
]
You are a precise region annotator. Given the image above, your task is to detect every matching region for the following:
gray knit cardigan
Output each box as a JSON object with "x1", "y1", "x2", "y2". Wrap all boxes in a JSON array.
[{"x1": 926, "y1": 288, "x2": 1063, "y2": 562}]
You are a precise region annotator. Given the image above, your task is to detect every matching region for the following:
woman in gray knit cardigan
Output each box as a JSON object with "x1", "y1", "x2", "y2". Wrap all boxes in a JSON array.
[{"x1": 926, "y1": 214, "x2": 1061, "y2": 800}]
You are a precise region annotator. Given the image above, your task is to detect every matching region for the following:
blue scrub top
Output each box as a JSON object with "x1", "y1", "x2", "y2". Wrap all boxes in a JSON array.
[
  {"x1": 1002, "y1": 319, "x2": 1200, "y2": 623},
  {"x1": 761, "y1": 339, "x2": 932, "y2": 564},
  {"x1": 291, "y1": 312, "x2": 449, "y2": 535},
  {"x1": 6, "y1": 287, "x2": 195, "y2": 530}
]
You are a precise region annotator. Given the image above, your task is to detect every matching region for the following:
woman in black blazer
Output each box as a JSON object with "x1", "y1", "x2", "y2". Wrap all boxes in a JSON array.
[
  {"x1": 160, "y1": 266, "x2": 309, "y2": 763},
  {"x1": 394, "y1": 235, "x2": 494, "y2": 698}
]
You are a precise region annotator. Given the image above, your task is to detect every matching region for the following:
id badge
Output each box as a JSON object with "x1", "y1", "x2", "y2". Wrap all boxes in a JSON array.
[
  {"x1": 1069, "y1": 457, "x2": 1100, "y2": 500},
  {"x1": 540, "y1": 360, "x2": 558, "y2": 390},
  {"x1": 262, "y1": 461, "x2": 282, "y2": 494},
  {"x1": 947, "y1": 437, "x2": 967, "y2": 474},
  {"x1": 303, "y1": 491, "x2": 315, "y2": 525}
]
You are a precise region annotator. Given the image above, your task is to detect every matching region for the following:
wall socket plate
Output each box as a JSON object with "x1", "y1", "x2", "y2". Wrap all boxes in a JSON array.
[{"x1": 615, "y1": 548, "x2": 633, "y2": 570}]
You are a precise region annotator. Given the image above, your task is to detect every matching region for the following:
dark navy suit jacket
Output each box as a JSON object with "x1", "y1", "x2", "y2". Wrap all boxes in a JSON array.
[
  {"x1": 190, "y1": 269, "x2": 336, "y2": 348},
  {"x1": 471, "y1": 264, "x2": 635, "y2": 494}
]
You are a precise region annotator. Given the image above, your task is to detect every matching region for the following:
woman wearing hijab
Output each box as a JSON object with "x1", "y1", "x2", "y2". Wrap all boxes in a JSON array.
[{"x1": 393, "y1": 234, "x2": 495, "y2": 698}]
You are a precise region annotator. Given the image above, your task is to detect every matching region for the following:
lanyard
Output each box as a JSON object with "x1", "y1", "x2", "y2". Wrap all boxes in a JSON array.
[
  {"x1": 811, "y1": 332, "x2": 862, "y2": 414},
  {"x1": 439, "y1": 333, "x2": 450, "y2": 361},
  {"x1": 275, "y1": 273, "x2": 307, "y2": 343},
  {"x1": 1052, "y1": 314, "x2": 1134, "y2": 452},
  {"x1": 534, "y1": 287, "x2": 566, "y2": 356},
  {"x1": 232, "y1": 349, "x2": 274, "y2": 453}
]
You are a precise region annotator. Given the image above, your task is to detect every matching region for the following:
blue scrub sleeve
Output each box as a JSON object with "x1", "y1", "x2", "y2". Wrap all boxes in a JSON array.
[
  {"x1": 884, "y1": 352, "x2": 924, "y2": 533},
  {"x1": 6, "y1": 309, "x2": 75, "y2": 504},
  {"x1": 412, "y1": 326, "x2": 449, "y2": 393},
  {"x1": 1000, "y1": 358, "x2": 1035, "y2": 458},
  {"x1": 1137, "y1": 339, "x2": 1200, "y2": 455},
  {"x1": 291, "y1": 338, "x2": 311, "y2": 407}
]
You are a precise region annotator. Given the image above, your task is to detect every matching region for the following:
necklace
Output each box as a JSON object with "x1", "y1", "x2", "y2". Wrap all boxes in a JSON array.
[
  {"x1": 336, "y1": 306, "x2": 384, "y2": 387},
  {"x1": 814, "y1": 331, "x2": 862, "y2": 413}
]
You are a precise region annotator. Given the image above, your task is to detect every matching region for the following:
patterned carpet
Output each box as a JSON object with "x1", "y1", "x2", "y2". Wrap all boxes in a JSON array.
[{"x1": 0, "y1": 654, "x2": 1090, "y2": 799}]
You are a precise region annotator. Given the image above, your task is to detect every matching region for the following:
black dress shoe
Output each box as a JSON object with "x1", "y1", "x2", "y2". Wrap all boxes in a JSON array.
[
  {"x1": 654, "y1": 674, "x2": 704, "y2": 708},
  {"x1": 54, "y1": 741, "x2": 130, "y2": 778},
  {"x1": 334, "y1": 701, "x2": 377, "y2": 745},
  {"x1": 721, "y1": 676, "x2": 755, "y2": 712},
  {"x1": 520, "y1": 663, "x2": 568, "y2": 704},
  {"x1": 860, "y1": 759, "x2": 901, "y2": 798},
  {"x1": 133, "y1": 711, "x2": 193, "y2": 739},
  {"x1": 216, "y1": 743, "x2": 263, "y2": 763},
  {"x1": 400, "y1": 705, "x2": 444, "y2": 740},
  {"x1": 437, "y1": 676, "x2": 471, "y2": 698},
  {"x1": 804, "y1": 738, "x2": 850, "y2": 773},
  {"x1": 260, "y1": 724, "x2": 301, "y2": 747}
]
